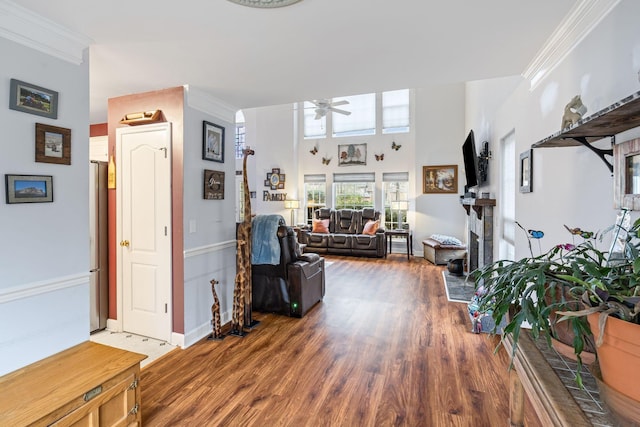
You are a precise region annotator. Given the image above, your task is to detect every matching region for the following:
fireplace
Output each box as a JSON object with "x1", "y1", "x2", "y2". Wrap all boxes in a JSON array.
[{"x1": 461, "y1": 197, "x2": 495, "y2": 271}]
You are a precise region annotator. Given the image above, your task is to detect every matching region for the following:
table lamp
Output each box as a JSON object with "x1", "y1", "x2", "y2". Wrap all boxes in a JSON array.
[
  {"x1": 390, "y1": 201, "x2": 408, "y2": 230},
  {"x1": 284, "y1": 199, "x2": 299, "y2": 225}
]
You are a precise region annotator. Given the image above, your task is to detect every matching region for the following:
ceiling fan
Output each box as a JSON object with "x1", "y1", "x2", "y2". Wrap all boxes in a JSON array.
[{"x1": 307, "y1": 99, "x2": 351, "y2": 120}]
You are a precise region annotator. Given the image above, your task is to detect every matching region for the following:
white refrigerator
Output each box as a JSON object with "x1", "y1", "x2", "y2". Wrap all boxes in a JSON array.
[{"x1": 89, "y1": 161, "x2": 109, "y2": 332}]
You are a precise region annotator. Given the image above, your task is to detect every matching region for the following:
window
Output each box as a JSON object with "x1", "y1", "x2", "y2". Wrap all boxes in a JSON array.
[
  {"x1": 500, "y1": 131, "x2": 516, "y2": 260},
  {"x1": 333, "y1": 173, "x2": 375, "y2": 210},
  {"x1": 332, "y1": 93, "x2": 376, "y2": 137},
  {"x1": 303, "y1": 101, "x2": 326, "y2": 139},
  {"x1": 235, "y1": 110, "x2": 246, "y2": 159},
  {"x1": 382, "y1": 89, "x2": 410, "y2": 134},
  {"x1": 302, "y1": 90, "x2": 410, "y2": 139},
  {"x1": 382, "y1": 172, "x2": 409, "y2": 229},
  {"x1": 304, "y1": 174, "x2": 326, "y2": 225}
]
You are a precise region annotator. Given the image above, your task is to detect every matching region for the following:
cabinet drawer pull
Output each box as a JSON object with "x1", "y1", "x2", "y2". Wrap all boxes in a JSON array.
[{"x1": 83, "y1": 385, "x2": 102, "y2": 401}]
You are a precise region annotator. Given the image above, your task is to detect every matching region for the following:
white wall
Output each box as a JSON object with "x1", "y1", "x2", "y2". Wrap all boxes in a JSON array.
[
  {"x1": 465, "y1": 0, "x2": 640, "y2": 261},
  {"x1": 0, "y1": 36, "x2": 90, "y2": 375},
  {"x1": 181, "y1": 99, "x2": 238, "y2": 346}
]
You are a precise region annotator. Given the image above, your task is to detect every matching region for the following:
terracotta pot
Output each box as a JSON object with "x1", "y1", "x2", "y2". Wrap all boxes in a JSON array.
[
  {"x1": 587, "y1": 313, "x2": 640, "y2": 402},
  {"x1": 546, "y1": 284, "x2": 596, "y2": 362}
]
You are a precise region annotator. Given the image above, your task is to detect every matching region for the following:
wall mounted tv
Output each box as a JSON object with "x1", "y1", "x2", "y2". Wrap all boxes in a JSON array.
[{"x1": 462, "y1": 130, "x2": 480, "y2": 190}]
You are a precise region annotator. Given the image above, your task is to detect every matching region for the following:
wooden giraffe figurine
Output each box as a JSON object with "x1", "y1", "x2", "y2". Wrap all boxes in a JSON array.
[
  {"x1": 230, "y1": 240, "x2": 247, "y2": 336},
  {"x1": 239, "y1": 147, "x2": 258, "y2": 329},
  {"x1": 208, "y1": 278, "x2": 224, "y2": 340}
]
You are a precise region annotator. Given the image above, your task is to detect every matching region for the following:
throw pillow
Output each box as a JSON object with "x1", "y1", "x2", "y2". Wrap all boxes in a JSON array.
[
  {"x1": 362, "y1": 220, "x2": 379, "y2": 235},
  {"x1": 312, "y1": 219, "x2": 330, "y2": 233},
  {"x1": 430, "y1": 234, "x2": 463, "y2": 246}
]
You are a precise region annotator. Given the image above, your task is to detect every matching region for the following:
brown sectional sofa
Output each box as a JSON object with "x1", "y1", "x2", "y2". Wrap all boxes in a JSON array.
[{"x1": 299, "y1": 208, "x2": 386, "y2": 258}]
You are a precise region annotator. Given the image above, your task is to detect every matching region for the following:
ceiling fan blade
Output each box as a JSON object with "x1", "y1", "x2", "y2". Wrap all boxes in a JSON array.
[
  {"x1": 314, "y1": 109, "x2": 325, "y2": 120},
  {"x1": 329, "y1": 107, "x2": 351, "y2": 116},
  {"x1": 330, "y1": 100, "x2": 349, "y2": 107}
]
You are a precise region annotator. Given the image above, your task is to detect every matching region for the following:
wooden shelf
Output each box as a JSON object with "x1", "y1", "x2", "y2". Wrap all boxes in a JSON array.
[
  {"x1": 460, "y1": 197, "x2": 496, "y2": 219},
  {"x1": 532, "y1": 91, "x2": 640, "y2": 172}
]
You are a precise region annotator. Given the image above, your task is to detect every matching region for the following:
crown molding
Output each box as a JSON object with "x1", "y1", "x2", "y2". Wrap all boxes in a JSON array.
[
  {"x1": 522, "y1": 0, "x2": 621, "y2": 91},
  {"x1": 0, "y1": 0, "x2": 91, "y2": 65},
  {"x1": 185, "y1": 85, "x2": 239, "y2": 124}
]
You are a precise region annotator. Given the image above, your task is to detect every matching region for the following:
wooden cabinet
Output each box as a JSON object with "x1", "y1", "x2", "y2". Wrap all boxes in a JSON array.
[{"x1": 0, "y1": 341, "x2": 146, "y2": 426}]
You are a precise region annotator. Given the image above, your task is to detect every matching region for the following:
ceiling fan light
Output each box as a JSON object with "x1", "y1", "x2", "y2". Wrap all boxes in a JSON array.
[{"x1": 227, "y1": 0, "x2": 303, "y2": 8}]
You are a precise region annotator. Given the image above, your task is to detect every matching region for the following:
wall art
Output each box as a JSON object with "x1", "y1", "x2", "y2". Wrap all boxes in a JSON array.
[
  {"x1": 5, "y1": 174, "x2": 53, "y2": 204},
  {"x1": 204, "y1": 169, "x2": 225, "y2": 200},
  {"x1": 203, "y1": 121, "x2": 225, "y2": 163},
  {"x1": 35, "y1": 123, "x2": 71, "y2": 165},
  {"x1": 9, "y1": 79, "x2": 58, "y2": 119},
  {"x1": 338, "y1": 143, "x2": 366, "y2": 166},
  {"x1": 423, "y1": 165, "x2": 458, "y2": 194}
]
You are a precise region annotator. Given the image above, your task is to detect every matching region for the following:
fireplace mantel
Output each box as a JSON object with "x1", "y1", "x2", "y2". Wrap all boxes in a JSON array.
[{"x1": 460, "y1": 197, "x2": 496, "y2": 220}]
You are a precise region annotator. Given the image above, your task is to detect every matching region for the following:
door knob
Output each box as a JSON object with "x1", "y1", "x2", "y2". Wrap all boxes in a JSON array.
[{"x1": 120, "y1": 240, "x2": 130, "y2": 247}]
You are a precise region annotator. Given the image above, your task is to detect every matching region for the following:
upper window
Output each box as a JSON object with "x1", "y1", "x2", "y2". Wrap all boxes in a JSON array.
[
  {"x1": 303, "y1": 90, "x2": 410, "y2": 140},
  {"x1": 332, "y1": 93, "x2": 376, "y2": 137},
  {"x1": 303, "y1": 102, "x2": 326, "y2": 139},
  {"x1": 382, "y1": 89, "x2": 410, "y2": 134}
]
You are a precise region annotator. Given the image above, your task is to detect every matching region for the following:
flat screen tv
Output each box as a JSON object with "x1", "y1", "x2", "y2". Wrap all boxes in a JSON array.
[{"x1": 462, "y1": 130, "x2": 480, "y2": 190}]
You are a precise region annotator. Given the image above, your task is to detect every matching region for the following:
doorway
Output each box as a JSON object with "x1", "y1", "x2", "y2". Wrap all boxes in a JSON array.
[{"x1": 116, "y1": 123, "x2": 173, "y2": 342}]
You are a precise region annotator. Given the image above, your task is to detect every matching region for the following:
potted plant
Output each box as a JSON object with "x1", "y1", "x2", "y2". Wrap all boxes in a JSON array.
[{"x1": 473, "y1": 212, "x2": 640, "y2": 418}]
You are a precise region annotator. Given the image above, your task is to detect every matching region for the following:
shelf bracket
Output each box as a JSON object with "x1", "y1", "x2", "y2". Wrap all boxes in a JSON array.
[{"x1": 568, "y1": 136, "x2": 614, "y2": 173}]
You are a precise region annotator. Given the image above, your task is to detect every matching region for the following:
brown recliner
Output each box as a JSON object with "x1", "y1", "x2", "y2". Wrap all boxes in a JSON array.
[{"x1": 252, "y1": 224, "x2": 325, "y2": 318}]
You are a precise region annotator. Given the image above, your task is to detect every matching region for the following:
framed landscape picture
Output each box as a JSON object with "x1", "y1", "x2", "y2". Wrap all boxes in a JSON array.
[
  {"x1": 423, "y1": 165, "x2": 458, "y2": 194},
  {"x1": 203, "y1": 121, "x2": 225, "y2": 163},
  {"x1": 35, "y1": 123, "x2": 71, "y2": 165},
  {"x1": 5, "y1": 174, "x2": 53, "y2": 204},
  {"x1": 9, "y1": 79, "x2": 58, "y2": 119}
]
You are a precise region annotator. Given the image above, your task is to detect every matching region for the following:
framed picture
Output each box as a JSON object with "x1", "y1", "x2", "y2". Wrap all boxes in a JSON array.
[
  {"x1": 204, "y1": 169, "x2": 225, "y2": 200},
  {"x1": 203, "y1": 121, "x2": 225, "y2": 163},
  {"x1": 9, "y1": 79, "x2": 58, "y2": 119},
  {"x1": 5, "y1": 174, "x2": 53, "y2": 204},
  {"x1": 519, "y1": 149, "x2": 533, "y2": 193},
  {"x1": 422, "y1": 165, "x2": 458, "y2": 194},
  {"x1": 338, "y1": 143, "x2": 367, "y2": 166},
  {"x1": 35, "y1": 123, "x2": 71, "y2": 165}
]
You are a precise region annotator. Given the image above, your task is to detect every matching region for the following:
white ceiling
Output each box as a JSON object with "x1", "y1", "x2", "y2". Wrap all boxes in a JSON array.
[{"x1": 13, "y1": 0, "x2": 578, "y2": 123}]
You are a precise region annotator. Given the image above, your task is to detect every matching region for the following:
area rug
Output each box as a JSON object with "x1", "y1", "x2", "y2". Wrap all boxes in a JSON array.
[{"x1": 441, "y1": 271, "x2": 476, "y2": 303}]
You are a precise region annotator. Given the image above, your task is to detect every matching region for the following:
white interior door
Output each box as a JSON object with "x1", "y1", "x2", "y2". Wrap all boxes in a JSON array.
[{"x1": 116, "y1": 123, "x2": 172, "y2": 342}]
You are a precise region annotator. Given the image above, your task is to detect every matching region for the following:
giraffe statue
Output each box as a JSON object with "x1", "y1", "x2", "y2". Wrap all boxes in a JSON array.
[
  {"x1": 208, "y1": 278, "x2": 224, "y2": 340},
  {"x1": 239, "y1": 147, "x2": 258, "y2": 329},
  {"x1": 229, "y1": 147, "x2": 259, "y2": 337},
  {"x1": 230, "y1": 240, "x2": 247, "y2": 336}
]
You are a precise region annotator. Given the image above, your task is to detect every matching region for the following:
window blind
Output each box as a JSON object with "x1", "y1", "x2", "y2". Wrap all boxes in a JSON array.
[
  {"x1": 382, "y1": 172, "x2": 409, "y2": 182},
  {"x1": 333, "y1": 172, "x2": 375, "y2": 183}
]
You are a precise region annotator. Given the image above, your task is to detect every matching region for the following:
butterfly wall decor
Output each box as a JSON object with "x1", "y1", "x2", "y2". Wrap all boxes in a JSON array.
[
  {"x1": 310, "y1": 145, "x2": 318, "y2": 155},
  {"x1": 391, "y1": 141, "x2": 401, "y2": 151},
  {"x1": 528, "y1": 230, "x2": 544, "y2": 239},
  {"x1": 322, "y1": 157, "x2": 332, "y2": 165},
  {"x1": 375, "y1": 153, "x2": 384, "y2": 161}
]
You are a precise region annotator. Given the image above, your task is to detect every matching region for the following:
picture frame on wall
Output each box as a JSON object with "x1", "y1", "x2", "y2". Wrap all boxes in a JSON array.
[
  {"x1": 203, "y1": 121, "x2": 225, "y2": 163},
  {"x1": 5, "y1": 174, "x2": 53, "y2": 204},
  {"x1": 519, "y1": 149, "x2": 533, "y2": 193},
  {"x1": 9, "y1": 79, "x2": 59, "y2": 119},
  {"x1": 422, "y1": 165, "x2": 458, "y2": 194},
  {"x1": 338, "y1": 143, "x2": 367, "y2": 166},
  {"x1": 204, "y1": 169, "x2": 225, "y2": 200},
  {"x1": 35, "y1": 123, "x2": 71, "y2": 165}
]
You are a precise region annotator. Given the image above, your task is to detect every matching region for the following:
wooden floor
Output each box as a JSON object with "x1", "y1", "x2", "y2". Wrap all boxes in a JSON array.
[{"x1": 141, "y1": 255, "x2": 541, "y2": 426}]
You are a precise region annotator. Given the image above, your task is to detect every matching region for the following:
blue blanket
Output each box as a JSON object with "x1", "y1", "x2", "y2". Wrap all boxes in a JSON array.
[{"x1": 251, "y1": 214, "x2": 285, "y2": 265}]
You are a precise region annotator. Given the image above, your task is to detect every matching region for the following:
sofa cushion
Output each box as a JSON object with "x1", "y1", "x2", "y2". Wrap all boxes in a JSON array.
[
  {"x1": 352, "y1": 234, "x2": 378, "y2": 251},
  {"x1": 362, "y1": 220, "x2": 379, "y2": 235},
  {"x1": 312, "y1": 218, "x2": 330, "y2": 233},
  {"x1": 328, "y1": 234, "x2": 352, "y2": 250},
  {"x1": 335, "y1": 209, "x2": 359, "y2": 234}
]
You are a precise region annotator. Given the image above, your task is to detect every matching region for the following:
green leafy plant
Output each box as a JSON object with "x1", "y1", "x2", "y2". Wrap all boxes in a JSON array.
[{"x1": 474, "y1": 213, "x2": 640, "y2": 386}]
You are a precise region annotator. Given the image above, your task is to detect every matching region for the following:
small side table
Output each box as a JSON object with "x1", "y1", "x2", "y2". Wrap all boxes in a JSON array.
[{"x1": 385, "y1": 229, "x2": 413, "y2": 260}]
